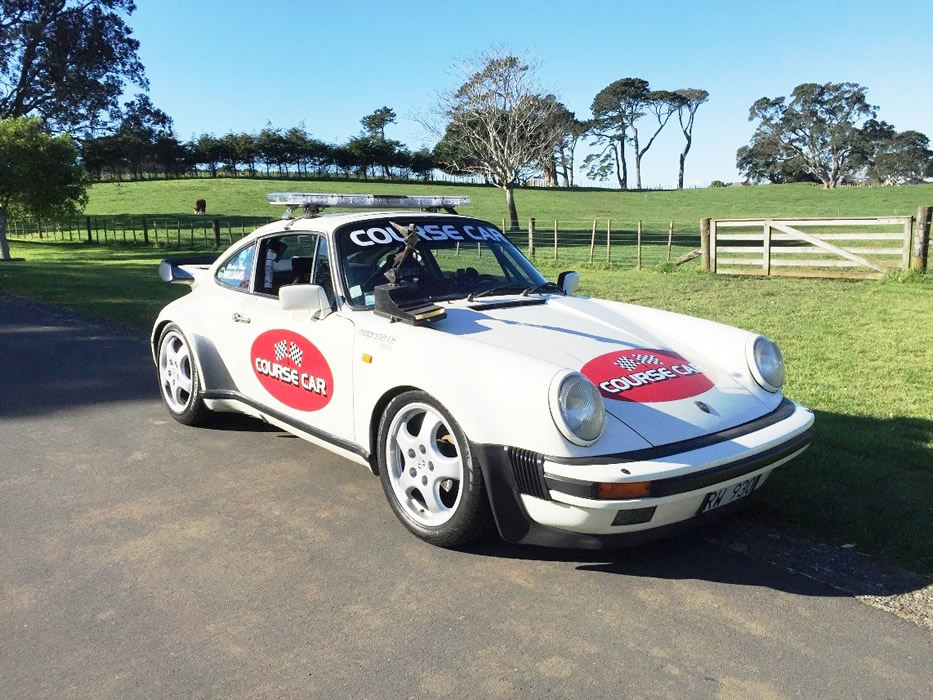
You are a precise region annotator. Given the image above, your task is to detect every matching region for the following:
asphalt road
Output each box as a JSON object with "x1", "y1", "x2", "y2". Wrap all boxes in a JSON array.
[{"x1": 1, "y1": 293, "x2": 930, "y2": 699}]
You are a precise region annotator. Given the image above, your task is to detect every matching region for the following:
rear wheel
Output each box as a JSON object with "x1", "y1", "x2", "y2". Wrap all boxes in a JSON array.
[
  {"x1": 377, "y1": 391, "x2": 492, "y2": 547},
  {"x1": 157, "y1": 323, "x2": 209, "y2": 426}
]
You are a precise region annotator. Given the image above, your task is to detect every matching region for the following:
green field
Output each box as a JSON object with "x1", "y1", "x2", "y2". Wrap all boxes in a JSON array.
[{"x1": 2, "y1": 179, "x2": 931, "y2": 573}]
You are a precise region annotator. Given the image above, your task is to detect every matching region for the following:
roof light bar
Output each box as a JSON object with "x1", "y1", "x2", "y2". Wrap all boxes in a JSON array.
[{"x1": 267, "y1": 192, "x2": 471, "y2": 219}]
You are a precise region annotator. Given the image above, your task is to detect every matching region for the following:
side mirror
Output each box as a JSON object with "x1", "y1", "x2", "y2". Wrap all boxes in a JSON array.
[
  {"x1": 279, "y1": 284, "x2": 333, "y2": 319},
  {"x1": 557, "y1": 271, "x2": 580, "y2": 295}
]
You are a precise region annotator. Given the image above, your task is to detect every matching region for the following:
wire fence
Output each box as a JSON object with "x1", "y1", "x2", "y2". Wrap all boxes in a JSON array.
[
  {"x1": 7, "y1": 215, "x2": 703, "y2": 269},
  {"x1": 6, "y1": 215, "x2": 276, "y2": 249}
]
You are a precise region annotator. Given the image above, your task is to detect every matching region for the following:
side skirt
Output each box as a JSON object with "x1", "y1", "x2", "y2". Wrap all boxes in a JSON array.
[{"x1": 202, "y1": 389, "x2": 370, "y2": 463}]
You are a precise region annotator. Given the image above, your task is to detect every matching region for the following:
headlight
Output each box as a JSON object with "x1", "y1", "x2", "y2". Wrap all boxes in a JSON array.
[
  {"x1": 549, "y1": 371, "x2": 605, "y2": 445},
  {"x1": 747, "y1": 335, "x2": 785, "y2": 392}
]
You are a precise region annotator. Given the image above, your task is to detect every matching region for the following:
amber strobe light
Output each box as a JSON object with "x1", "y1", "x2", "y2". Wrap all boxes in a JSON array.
[{"x1": 597, "y1": 482, "x2": 651, "y2": 499}]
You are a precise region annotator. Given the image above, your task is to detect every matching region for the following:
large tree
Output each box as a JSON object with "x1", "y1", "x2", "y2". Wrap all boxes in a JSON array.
[
  {"x1": 433, "y1": 50, "x2": 565, "y2": 230},
  {"x1": 740, "y1": 82, "x2": 878, "y2": 189},
  {"x1": 674, "y1": 88, "x2": 709, "y2": 189},
  {"x1": 0, "y1": 116, "x2": 88, "y2": 259},
  {"x1": 586, "y1": 78, "x2": 649, "y2": 189},
  {"x1": 866, "y1": 127, "x2": 933, "y2": 185},
  {"x1": 0, "y1": 0, "x2": 146, "y2": 132},
  {"x1": 630, "y1": 90, "x2": 683, "y2": 189}
]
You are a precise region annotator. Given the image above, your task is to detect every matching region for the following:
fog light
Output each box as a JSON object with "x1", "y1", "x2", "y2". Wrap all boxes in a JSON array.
[{"x1": 597, "y1": 482, "x2": 651, "y2": 499}]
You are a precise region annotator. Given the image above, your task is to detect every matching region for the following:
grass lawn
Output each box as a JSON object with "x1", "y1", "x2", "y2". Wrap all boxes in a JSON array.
[{"x1": 2, "y1": 179, "x2": 932, "y2": 572}]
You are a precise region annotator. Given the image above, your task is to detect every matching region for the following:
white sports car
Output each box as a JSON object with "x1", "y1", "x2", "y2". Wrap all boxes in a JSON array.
[{"x1": 153, "y1": 193, "x2": 814, "y2": 548}]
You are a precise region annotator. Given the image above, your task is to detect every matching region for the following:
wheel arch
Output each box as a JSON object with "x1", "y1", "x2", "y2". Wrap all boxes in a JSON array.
[{"x1": 368, "y1": 384, "x2": 420, "y2": 475}]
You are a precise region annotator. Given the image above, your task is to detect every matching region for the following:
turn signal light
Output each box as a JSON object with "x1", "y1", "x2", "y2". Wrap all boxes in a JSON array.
[{"x1": 597, "y1": 481, "x2": 651, "y2": 500}]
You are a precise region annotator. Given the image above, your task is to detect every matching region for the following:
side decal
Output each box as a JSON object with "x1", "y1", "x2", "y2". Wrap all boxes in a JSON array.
[
  {"x1": 581, "y1": 349, "x2": 714, "y2": 403},
  {"x1": 250, "y1": 330, "x2": 334, "y2": 411}
]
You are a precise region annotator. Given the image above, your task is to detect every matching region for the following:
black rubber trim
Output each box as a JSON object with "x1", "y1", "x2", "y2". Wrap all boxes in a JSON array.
[
  {"x1": 543, "y1": 426, "x2": 813, "y2": 500},
  {"x1": 474, "y1": 440, "x2": 767, "y2": 549},
  {"x1": 467, "y1": 298, "x2": 547, "y2": 311},
  {"x1": 547, "y1": 398, "x2": 799, "y2": 466},
  {"x1": 202, "y1": 390, "x2": 369, "y2": 460}
]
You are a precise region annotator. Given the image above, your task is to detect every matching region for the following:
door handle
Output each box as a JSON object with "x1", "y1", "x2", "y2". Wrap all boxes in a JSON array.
[{"x1": 232, "y1": 312, "x2": 251, "y2": 324}]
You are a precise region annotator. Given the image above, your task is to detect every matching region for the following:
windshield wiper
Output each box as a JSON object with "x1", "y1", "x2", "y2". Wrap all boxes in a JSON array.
[
  {"x1": 468, "y1": 283, "x2": 529, "y2": 301},
  {"x1": 521, "y1": 282, "x2": 564, "y2": 296}
]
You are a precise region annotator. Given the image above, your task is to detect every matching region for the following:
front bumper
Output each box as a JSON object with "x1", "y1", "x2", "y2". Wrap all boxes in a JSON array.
[{"x1": 474, "y1": 399, "x2": 814, "y2": 549}]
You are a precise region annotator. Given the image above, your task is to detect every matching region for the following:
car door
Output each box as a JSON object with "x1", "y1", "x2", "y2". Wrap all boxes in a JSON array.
[{"x1": 227, "y1": 232, "x2": 357, "y2": 446}]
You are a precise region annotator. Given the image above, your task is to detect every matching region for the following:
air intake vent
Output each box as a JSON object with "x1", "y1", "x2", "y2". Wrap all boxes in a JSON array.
[{"x1": 507, "y1": 447, "x2": 549, "y2": 500}]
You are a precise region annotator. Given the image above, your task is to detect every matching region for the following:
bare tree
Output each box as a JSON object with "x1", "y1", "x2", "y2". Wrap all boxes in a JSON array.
[
  {"x1": 674, "y1": 88, "x2": 709, "y2": 189},
  {"x1": 432, "y1": 49, "x2": 565, "y2": 231}
]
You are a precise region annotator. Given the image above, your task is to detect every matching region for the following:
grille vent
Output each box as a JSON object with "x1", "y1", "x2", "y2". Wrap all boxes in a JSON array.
[{"x1": 507, "y1": 447, "x2": 549, "y2": 500}]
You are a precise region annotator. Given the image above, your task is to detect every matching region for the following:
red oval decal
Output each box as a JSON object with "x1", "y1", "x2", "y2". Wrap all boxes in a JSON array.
[
  {"x1": 581, "y1": 348, "x2": 714, "y2": 403},
  {"x1": 250, "y1": 330, "x2": 333, "y2": 411}
]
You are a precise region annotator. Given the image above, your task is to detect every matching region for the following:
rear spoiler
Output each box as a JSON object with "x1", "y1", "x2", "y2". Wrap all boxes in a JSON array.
[{"x1": 158, "y1": 255, "x2": 219, "y2": 284}]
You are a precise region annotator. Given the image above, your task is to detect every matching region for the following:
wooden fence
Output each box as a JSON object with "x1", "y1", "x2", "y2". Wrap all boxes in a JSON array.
[
  {"x1": 706, "y1": 215, "x2": 918, "y2": 280},
  {"x1": 8, "y1": 214, "x2": 702, "y2": 268},
  {"x1": 516, "y1": 218, "x2": 700, "y2": 268},
  {"x1": 6, "y1": 215, "x2": 275, "y2": 249}
]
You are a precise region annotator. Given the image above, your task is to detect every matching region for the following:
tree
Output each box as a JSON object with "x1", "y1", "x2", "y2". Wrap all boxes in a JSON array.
[
  {"x1": 587, "y1": 78, "x2": 649, "y2": 189},
  {"x1": 361, "y1": 107, "x2": 397, "y2": 141},
  {"x1": 433, "y1": 50, "x2": 565, "y2": 230},
  {"x1": 674, "y1": 88, "x2": 708, "y2": 189},
  {"x1": 740, "y1": 82, "x2": 878, "y2": 189},
  {"x1": 0, "y1": 117, "x2": 88, "y2": 259},
  {"x1": 736, "y1": 137, "x2": 820, "y2": 184},
  {"x1": 867, "y1": 129, "x2": 933, "y2": 184},
  {"x1": 630, "y1": 90, "x2": 683, "y2": 189},
  {"x1": 0, "y1": 1, "x2": 146, "y2": 132}
]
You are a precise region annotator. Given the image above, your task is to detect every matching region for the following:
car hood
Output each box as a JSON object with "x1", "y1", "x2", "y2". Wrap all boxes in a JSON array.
[{"x1": 432, "y1": 295, "x2": 773, "y2": 447}]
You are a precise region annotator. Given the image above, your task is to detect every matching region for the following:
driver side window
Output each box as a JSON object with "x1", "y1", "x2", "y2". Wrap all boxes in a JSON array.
[{"x1": 254, "y1": 233, "x2": 319, "y2": 297}]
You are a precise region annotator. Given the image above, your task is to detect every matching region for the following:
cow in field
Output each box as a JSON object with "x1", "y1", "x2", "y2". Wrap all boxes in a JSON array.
[{"x1": 194, "y1": 199, "x2": 206, "y2": 215}]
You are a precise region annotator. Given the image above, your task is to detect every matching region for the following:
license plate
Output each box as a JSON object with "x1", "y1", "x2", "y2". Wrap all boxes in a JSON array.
[{"x1": 700, "y1": 474, "x2": 761, "y2": 514}]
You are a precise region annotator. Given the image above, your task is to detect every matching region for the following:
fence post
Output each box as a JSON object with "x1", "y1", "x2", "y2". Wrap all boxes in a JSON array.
[
  {"x1": 142, "y1": 217, "x2": 149, "y2": 245},
  {"x1": 637, "y1": 221, "x2": 642, "y2": 270},
  {"x1": 763, "y1": 221, "x2": 772, "y2": 275},
  {"x1": 666, "y1": 221, "x2": 673, "y2": 261},
  {"x1": 589, "y1": 219, "x2": 596, "y2": 263},
  {"x1": 911, "y1": 206, "x2": 930, "y2": 271},
  {"x1": 700, "y1": 218, "x2": 711, "y2": 271},
  {"x1": 606, "y1": 219, "x2": 611, "y2": 263},
  {"x1": 553, "y1": 219, "x2": 558, "y2": 262},
  {"x1": 213, "y1": 219, "x2": 221, "y2": 247},
  {"x1": 528, "y1": 218, "x2": 535, "y2": 259},
  {"x1": 86, "y1": 216, "x2": 92, "y2": 243}
]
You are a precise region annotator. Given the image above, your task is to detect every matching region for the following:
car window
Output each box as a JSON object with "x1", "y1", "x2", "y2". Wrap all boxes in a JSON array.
[
  {"x1": 255, "y1": 233, "x2": 320, "y2": 296},
  {"x1": 335, "y1": 218, "x2": 546, "y2": 308},
  {"x1": 215, "y1": 244, "x2": 256, "y2": 289}
]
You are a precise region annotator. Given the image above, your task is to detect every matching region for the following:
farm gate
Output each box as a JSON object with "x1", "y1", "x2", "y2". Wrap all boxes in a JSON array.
[{"x1": 709, "y1": 217, "x2": 914, "y2": 279}]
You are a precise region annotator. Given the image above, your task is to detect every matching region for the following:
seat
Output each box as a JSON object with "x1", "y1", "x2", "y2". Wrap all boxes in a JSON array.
[{"x1": 290, "y1": 256, "x2": 314, "y2": 284}]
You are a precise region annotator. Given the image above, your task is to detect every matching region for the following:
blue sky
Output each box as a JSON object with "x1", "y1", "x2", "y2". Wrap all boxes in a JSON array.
[{"x1": 130, "y1": 0, "x2": 933, "y2": 188}]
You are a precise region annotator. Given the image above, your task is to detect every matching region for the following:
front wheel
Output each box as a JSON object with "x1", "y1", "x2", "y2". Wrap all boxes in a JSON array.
[
  {"x1": 157, "y1": 323, "x2": 210, "y2": 426},
  {"x1": 377, "y1": 391, "x2": 493, "y2": 547}
]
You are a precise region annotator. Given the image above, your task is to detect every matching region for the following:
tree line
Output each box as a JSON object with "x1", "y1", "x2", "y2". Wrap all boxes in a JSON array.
[{"x1": 80, "y1": 99, "x2": 438, "y2": 182}]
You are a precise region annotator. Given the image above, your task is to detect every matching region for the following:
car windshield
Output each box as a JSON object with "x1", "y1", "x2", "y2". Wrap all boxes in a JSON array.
[{"x1": 334, "y1": 217, "x2": 548, "y2": 308}]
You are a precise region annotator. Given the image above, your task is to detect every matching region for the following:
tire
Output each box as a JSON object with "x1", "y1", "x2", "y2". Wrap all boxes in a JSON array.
[
  {"x1": 377, "y1": 391, "x2": 493, "y2": 547},
  {"x1": 157, "y1": 323, "x2": 210, "y2": 426}
]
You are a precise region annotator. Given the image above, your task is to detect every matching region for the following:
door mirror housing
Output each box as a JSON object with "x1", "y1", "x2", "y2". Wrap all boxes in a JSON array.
[
  {"x1": 557, "y1": 271, "x2": 580, "y2": 295},
  {"x1": 278, "y1": 284, "x2": 333, "y2": 318}
]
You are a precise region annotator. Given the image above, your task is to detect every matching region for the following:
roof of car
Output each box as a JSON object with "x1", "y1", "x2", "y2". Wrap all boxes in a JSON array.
[{"x1": 244, "y1": 209, "x2": 481, "y2": 241}]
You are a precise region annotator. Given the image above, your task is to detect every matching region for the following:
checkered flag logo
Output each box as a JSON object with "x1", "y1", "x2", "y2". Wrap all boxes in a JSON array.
[
  {"x1": 288, "y1": 342, "x2": 303, "y2": 367},
  {"x1": 614, "y1": 356, "x2": 639, "y2": 371},
  {"x1": 633, "y1": 353, "x2": 661, "y2": 366},
  {"x1": 274, "y1": 339, "x2": 288, "y2": 361}
]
